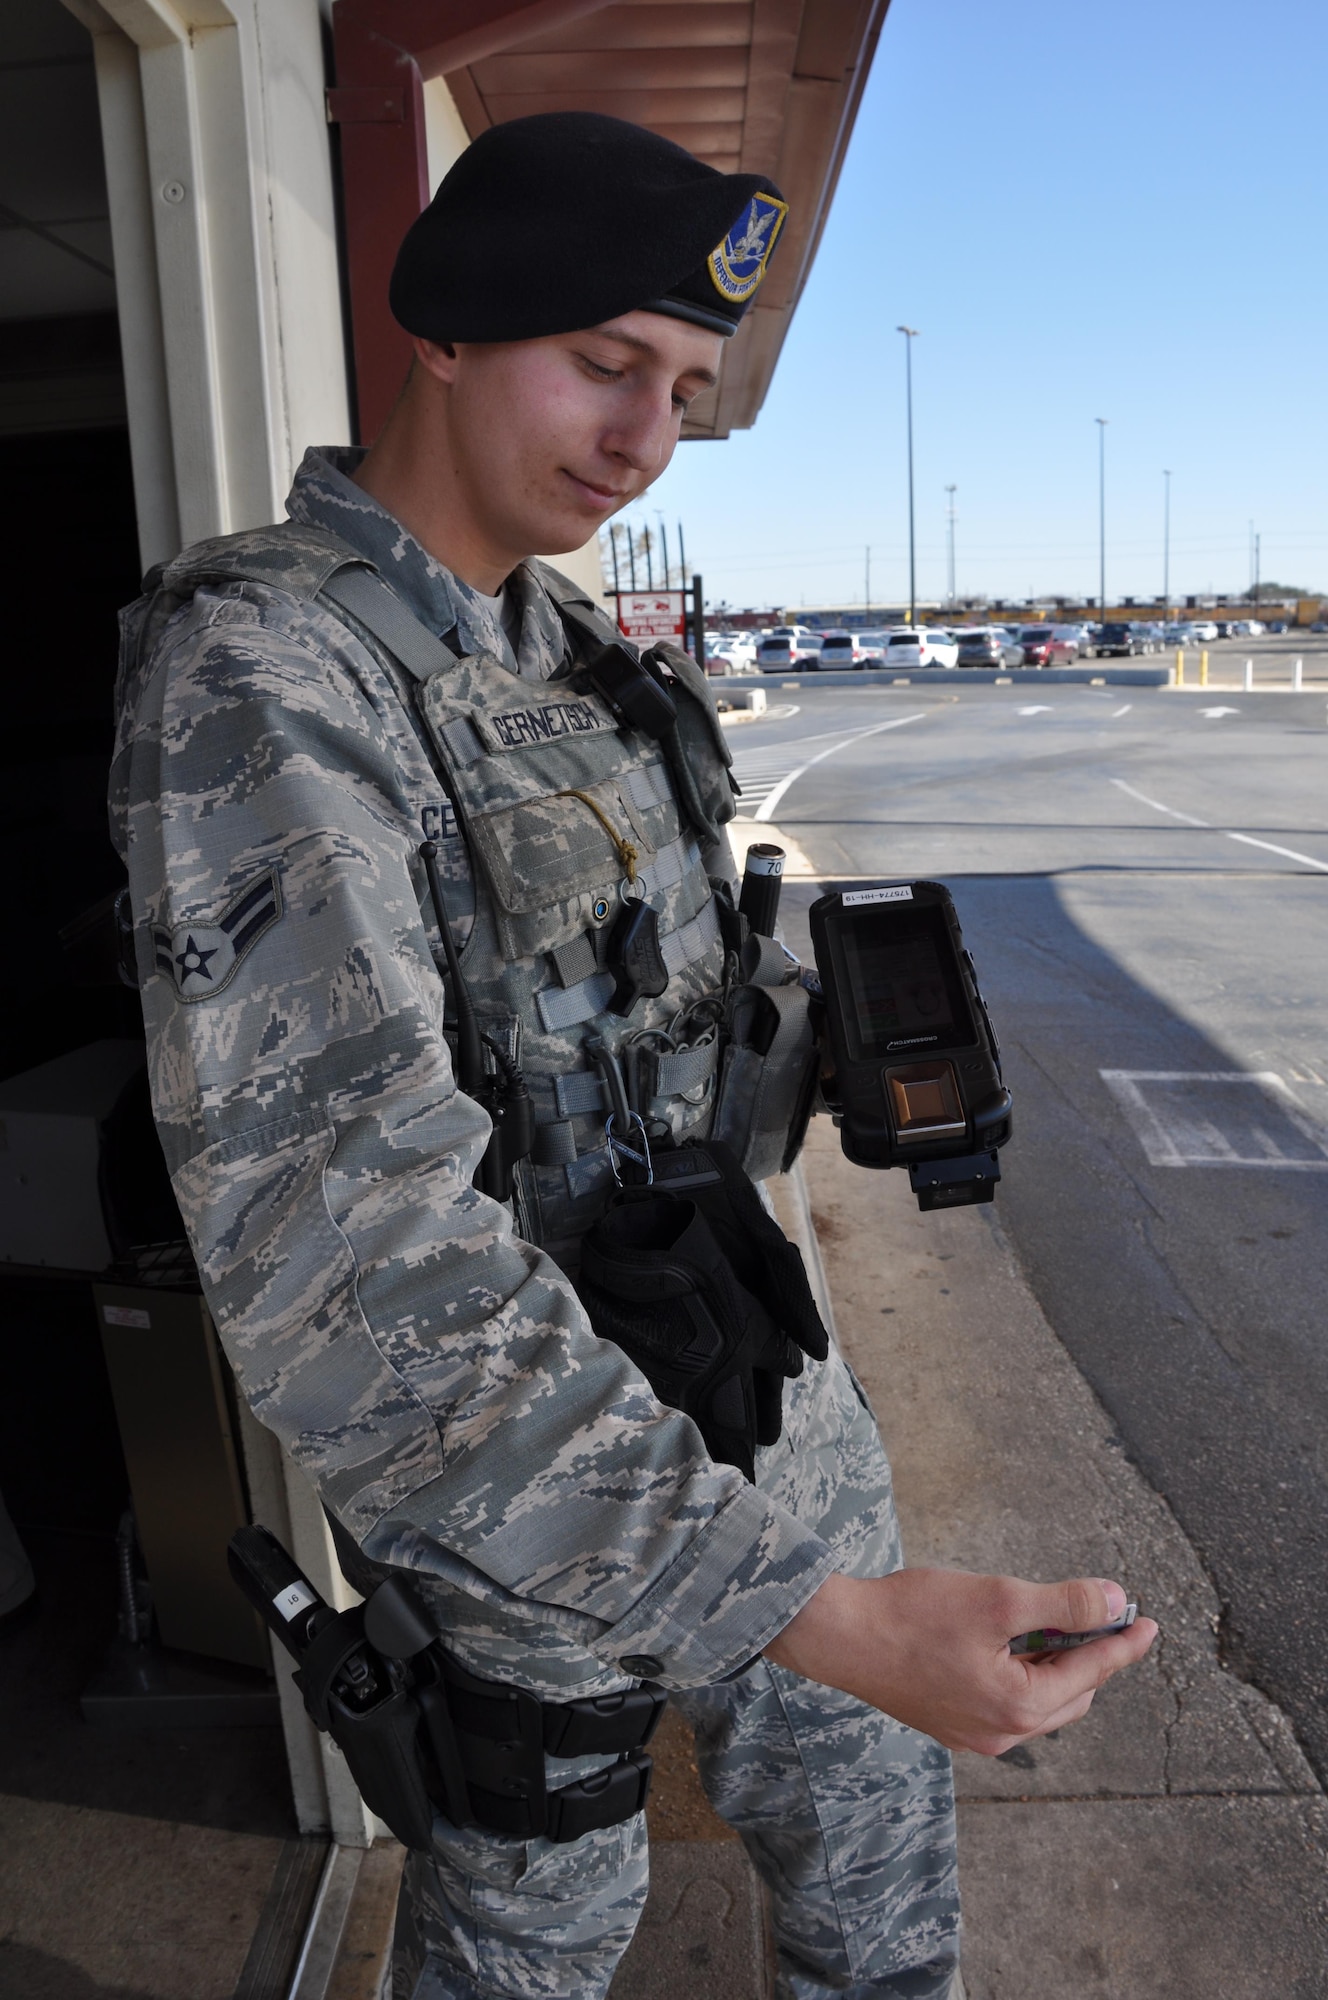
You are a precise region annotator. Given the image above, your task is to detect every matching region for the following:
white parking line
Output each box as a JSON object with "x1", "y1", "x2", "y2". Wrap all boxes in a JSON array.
[
  {"x1": 1108, "y1": 778, "x2": 1328, "y2": 869},
  {"x1": 1226, "y1": 832, "x2": 1328, "y2": 873},
  {"x1": 1101, "y1": 1069, "x2": 1328, "y2": 1168},
  {"x1": 1109, "y1": 778, "x2": 1209, "y2": 826},
  {"x1": 732, "y1": 713, "x2": 927, "y2": 823},
  {"x1": 1111, "y1": 704, "x2": 1132, "y2": 717}
]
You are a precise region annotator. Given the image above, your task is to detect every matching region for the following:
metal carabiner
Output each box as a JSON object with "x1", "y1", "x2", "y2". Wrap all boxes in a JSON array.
[{"x1": 604, "y1": 1111, "x2": 654, "y2": 1188}]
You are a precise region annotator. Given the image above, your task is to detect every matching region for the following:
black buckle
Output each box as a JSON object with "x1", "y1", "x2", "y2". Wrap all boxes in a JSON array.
[
  {"x1": 546, "y1": 1751, "x2": 654, "y2": 1843},
  {"x1": 542, "y1": 1684, "x2": 667, "y2": 1758}
]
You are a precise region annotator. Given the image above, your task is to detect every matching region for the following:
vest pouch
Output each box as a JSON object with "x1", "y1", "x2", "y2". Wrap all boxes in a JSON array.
[
  {"x1": 710, "y1": 981, "x2": 819, "y2": 1183},
  {"x1": 643, "y1": 643, "x2": 737, "y2": 847}
]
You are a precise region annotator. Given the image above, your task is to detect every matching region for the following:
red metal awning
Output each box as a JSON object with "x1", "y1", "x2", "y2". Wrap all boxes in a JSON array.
[{"x1": 331, "y1": 1, "x2": 888, "y2": 444}]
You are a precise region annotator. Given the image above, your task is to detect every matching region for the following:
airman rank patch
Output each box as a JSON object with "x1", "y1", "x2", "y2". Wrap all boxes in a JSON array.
[
  {"x1": 708, "y1": 192, "x2": 788, "y2": 305},
  {"x1": 152, "y1": 868, "x2": 282, "y2": 1001}
]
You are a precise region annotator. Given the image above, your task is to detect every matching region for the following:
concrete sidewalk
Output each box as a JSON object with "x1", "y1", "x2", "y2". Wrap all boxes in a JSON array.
[{"x1": 798, "y1": 1115, "x2": 1328, "y2": 1995}]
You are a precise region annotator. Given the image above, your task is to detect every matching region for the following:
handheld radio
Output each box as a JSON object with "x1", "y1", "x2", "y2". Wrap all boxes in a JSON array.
[{"x1": 809, "y1": 881, "x2": 1011, "y2": 1210}]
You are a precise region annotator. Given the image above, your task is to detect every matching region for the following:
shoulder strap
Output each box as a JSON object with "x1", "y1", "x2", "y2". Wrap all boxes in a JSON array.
[
  {"x1": 319, "y1": 565, "x2": 458, "y2": 683},
  {"x1": 530, "y1": 559, "x2": 627, "y2": 650}
]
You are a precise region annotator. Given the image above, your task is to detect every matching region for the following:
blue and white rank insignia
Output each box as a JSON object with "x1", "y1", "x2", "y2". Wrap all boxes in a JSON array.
[
  {"x1": 707, "y1": 191, "x2": 789, "y2": 305},
  {"x1": 153, "y1": 867, "x2": 282, "y2": 1001}
]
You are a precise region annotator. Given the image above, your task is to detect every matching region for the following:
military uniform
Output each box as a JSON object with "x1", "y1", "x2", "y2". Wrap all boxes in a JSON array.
[{"x1": 110, "y1": 112, "x2": 959, "y2": 2000}]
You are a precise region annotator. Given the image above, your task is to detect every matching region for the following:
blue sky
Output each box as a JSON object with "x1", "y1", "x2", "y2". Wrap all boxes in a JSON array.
[{"x1": 617, "y1": 0, "x2": 1328, "y2": 613}]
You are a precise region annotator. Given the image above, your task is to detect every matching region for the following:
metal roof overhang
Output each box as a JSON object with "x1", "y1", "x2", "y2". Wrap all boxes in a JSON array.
[{"x1": 330, "y1": 0, "x2": 889, "y2": 442}]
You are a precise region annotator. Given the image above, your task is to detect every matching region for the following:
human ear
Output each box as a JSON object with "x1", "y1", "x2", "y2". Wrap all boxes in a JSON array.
[{"x1": 413, "y1": 337, "x2": 460, "y2": 386}]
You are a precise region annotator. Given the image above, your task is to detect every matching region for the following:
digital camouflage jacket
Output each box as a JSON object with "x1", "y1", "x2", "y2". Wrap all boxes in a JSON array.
[{"x1": 108, "y1": 448, "x2": 836, "y2": 1694}]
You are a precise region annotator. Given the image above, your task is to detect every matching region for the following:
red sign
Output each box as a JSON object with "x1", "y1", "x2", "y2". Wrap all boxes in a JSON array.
[{"x1": 617, "y1": 591, "x2": 685, "y2": 643}]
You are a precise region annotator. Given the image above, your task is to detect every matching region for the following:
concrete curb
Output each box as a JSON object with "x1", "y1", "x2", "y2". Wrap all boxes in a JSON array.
[{"x1": 709, "y1": 666, "x2": 1173, "y2": 689}]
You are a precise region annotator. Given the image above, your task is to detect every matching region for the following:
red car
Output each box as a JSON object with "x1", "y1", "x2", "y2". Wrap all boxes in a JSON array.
[{"x1": 1017, "y1": 625, "x2": 1078, "y2": 667}]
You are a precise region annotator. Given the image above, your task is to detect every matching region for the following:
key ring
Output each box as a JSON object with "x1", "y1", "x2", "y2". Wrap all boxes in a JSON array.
[{"x1": 604, "y1": 1111, "x2": 654, "y2": 1187}]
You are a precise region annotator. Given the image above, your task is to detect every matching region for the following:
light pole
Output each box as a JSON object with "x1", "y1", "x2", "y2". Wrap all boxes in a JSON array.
[
  {"x1": 1163, "y1": 469, "x2": 1171, "y2": 622},
  {"x1": 1095, "y1": 418, "x2": 1108, "y2": 617},
  {"x1": 898, "y1": 326, "x2": 919, "y2": 624},
  {"x1": 864, "y1": 544, "x2": 871, "y2": 621},
  {"x1": 945, "y1": 484, "x2": 957, "y2": 605}
]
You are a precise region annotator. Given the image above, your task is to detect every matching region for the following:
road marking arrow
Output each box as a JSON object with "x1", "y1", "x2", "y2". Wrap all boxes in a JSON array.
[
  {"x1": 1199, "y1": 706, "x2": 1240, "y2": 718},
  {"x1": 1018, "y1": 704, "x2": 1053, "y2": 716}
]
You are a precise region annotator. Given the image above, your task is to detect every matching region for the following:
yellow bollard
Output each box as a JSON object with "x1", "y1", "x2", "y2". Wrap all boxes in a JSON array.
[
  {"x1": 1199, "y1": 648, "x2": 1209, "y2": 687},
  {"x1": 1175, "y1": 648, "x2": 1184, "y2": 687}
]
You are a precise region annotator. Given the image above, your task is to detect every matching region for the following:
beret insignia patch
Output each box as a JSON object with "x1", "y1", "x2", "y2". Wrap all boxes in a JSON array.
[
  {"x1": 153, "y1": 868, "x2": 282, "y2": 1002},
  {"x1": 707, "y1": 192, "x2": 788, "y2": 305}
]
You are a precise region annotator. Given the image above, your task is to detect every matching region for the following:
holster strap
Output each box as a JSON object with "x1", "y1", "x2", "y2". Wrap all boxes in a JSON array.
[{"x1": 436, "y1": 1655, "x2": 665, "y2": 1844}]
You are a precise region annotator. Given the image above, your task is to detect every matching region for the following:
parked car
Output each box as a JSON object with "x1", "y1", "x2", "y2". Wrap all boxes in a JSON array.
[
  {"x1": 1188, "y1": 620, "x2": 1218, "y2": 642},
  {"x1": 881, "y1": 627, "x2": 960, "y2": 669},
  {"x1": 1017, "y1": 624, "x2": 1077, "y2": 666},
  {"x1": 755, "y1": 627, "x2": 822, "y2": 671},
  {"x1": 1213, "y1": 620, "x2": 1236, "y2": 639},
  {"x1": 1055, "y1": 623, "x2": 1096, "y2": 658},
  {"x1": 955, "y1": 627, "x2": 1023, "y2": 668},
  {"x1": 1051, "y1": 624, "x2": 1087, "y2": 661},
  {"x1": 1096, "y1": 622, "x2": 1143, "y2": 657},
  {"x1": 707, "y1": 629, "x2": 758, "y2": 672},
  {"x1": 1133, "y1": 623, "x2": 1167, "y2": 653},
  {"x1": 856, "y1": 631, "x2": 892, "y2": 663},
  {"x1": 1267, "y1": 620, "x2": 1288, "y2": 634},
  {"x1": 816, "y1": 629, "x2": 874, "y2": 669}
]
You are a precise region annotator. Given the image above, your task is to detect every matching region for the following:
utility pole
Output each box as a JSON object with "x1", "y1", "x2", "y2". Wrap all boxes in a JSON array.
[
  {"x1": 1162, "y1": 469, "x2": 1171, "y2": 621},
  {"x1": 677, "y1": 519, "x2": 688, "y2": 586},
  {"x1": 1095, "y1": 419, "x2": 1108, "y2": 617},
  {"x1": 898, "y1": 326, "x2": 919, "y2": 625},
  {"x1": 609, "y1": 523, "x2": 621, "y2": 597},
  {"x1": 1254, "y1": 531, "x2": 1260, "y2": 605},
  {"x1": 945, "y1": 484, "x2": 957, "y2": 605},
  {"x1": 864, "y1": 544, "x2": 871, "y2": 621}
]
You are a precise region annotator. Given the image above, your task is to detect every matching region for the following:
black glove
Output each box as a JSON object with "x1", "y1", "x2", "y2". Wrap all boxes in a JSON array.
[{"x1": 578, "y1": 1142, "x2": 829, "y2": 1480}]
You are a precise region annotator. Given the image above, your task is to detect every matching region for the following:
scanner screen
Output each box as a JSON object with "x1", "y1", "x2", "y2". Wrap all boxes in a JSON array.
[{"x1": 840, "y1": 908, "x2": 971, "y2": 1058}]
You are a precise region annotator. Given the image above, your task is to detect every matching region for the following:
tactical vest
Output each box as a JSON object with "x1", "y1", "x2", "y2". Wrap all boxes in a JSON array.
[{"x1": 118, "y1": 524, "x2": 816, "y2": 1266}]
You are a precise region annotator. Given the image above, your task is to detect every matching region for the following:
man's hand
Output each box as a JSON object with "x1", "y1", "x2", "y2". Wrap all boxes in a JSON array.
[{"x1": 765, "y1": 1568, "x2": 1158, "y2": 1756}]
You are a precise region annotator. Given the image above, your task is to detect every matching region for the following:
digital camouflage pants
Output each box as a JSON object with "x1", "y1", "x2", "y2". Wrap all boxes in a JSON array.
[{"x1": 391, "y1": 1346, "x2": 960, "y2": 2000}]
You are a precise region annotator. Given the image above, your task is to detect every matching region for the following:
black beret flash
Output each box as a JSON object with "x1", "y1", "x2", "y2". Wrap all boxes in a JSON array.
[{"x1": 390, "y1": 112, "x2": 786, "y2": 344}]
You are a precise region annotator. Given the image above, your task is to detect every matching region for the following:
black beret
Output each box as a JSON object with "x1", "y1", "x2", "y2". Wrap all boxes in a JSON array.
[{"x1": 390, "y1": 112, "x2": 787, "y2": 344}]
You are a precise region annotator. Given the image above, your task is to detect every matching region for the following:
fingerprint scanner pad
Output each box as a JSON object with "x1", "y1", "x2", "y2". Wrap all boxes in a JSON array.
[{"x1": 884, "y1": 1061, "x2": 967, "y2": 1142}]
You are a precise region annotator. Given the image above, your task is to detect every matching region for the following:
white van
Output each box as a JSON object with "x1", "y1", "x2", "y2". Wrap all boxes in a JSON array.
[
  {"x1": 755, "y1": 627, "x2": 823, "y2": 671},
  {"x1": 882, "y1": 628, "x2": 959, "y2": 669}
]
